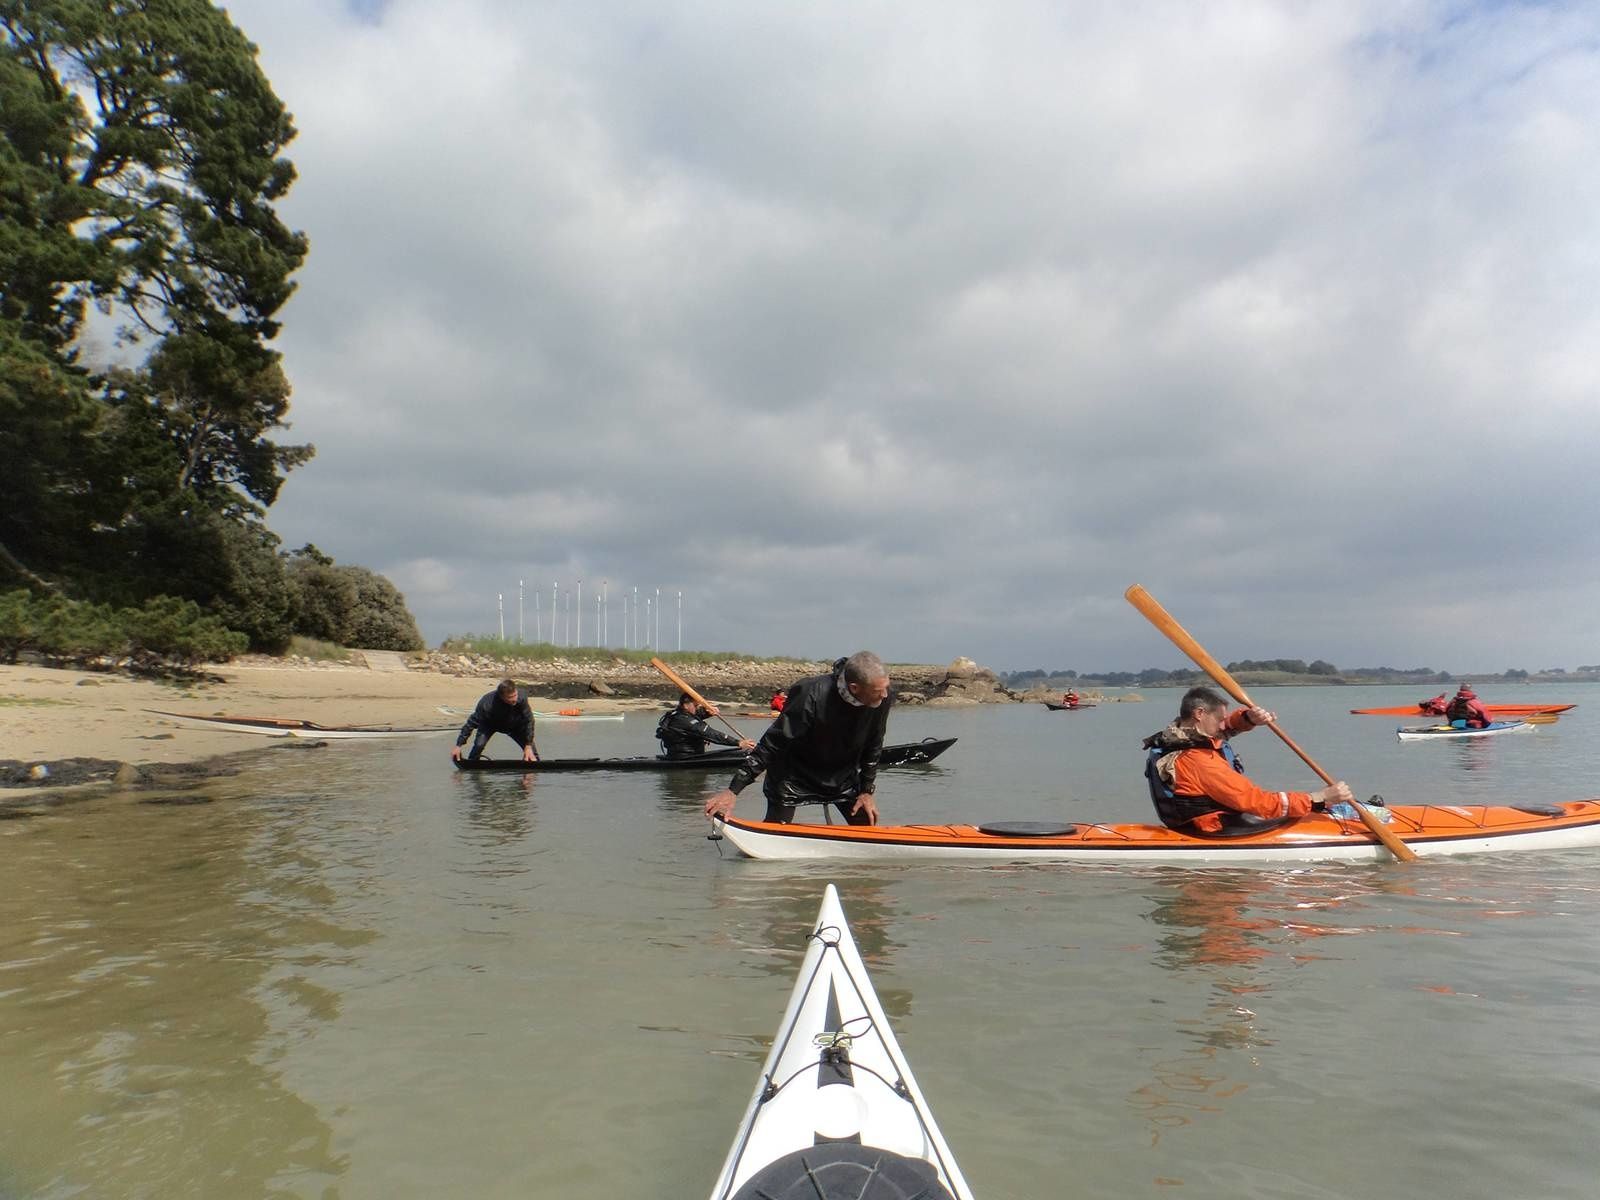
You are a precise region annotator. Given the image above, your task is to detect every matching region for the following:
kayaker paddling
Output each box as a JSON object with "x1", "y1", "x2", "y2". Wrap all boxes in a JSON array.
[
  {"x1": 704, "y1": 651, "x2": 891, "y2": 826},
  {"x1": 656, "y1": 693, "x2": 756, "y2": 759},
  {"x1": 1143, "y1": 686, "x2": 1354, "y2": 836},
  {"x1": 1446, "y1": 683, "x2": 1492, "y2": 729}
]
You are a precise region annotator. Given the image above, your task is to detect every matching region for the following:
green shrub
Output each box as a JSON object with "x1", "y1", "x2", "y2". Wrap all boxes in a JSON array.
[
  {"x1": 124, "y1": 596, "x2": 249, "y2": 666},
  {"x1": 35, "y1": 595, "x2": 123, "y2": 660},
  {"x1": 0, "y1": 589, "x2": 41, "y2": 662},
  {"x1": 341, "y1": 566, "x2": 423, "y2": 651}
]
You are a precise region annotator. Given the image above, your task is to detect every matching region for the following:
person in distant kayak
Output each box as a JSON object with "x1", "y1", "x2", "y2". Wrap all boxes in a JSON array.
[
  {"x1": 704, "y1": 652, "x2": 892, "y2": 825},
  {"x1": 1445, "y1": 684, "x2": 1491, "y2": 729},
  {"x1": 451, "y1": 678, "x2": 539, "y2": 762},
  {"x1": 657, "y1": 694, "x2": 757, "y2": 759},
  {"x1": 1142, "y1": 686, "x2": 1353, "y2": 836},
  {"x1": 1418, "y1": 693, "x2": 1449, "y2": 716},
  {"x1": 769, "y1": 689, "x2": 787, "y2": 713},
  {"x1": 1063, "y1": 690, "x2": 1080, "y2": 709}
]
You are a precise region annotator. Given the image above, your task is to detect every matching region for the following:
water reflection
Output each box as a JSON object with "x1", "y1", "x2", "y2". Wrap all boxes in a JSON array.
[
  {"x1": 452, "y1": 769, "x2": 536, "y2": 846},
  {"x1": 651, "y1": 767, "x2": 719, "y2": 810},
  {"x1": 704, "y1": 871, "x2": 916, "y2": 1023},
  {"x1": 1132, "y1": 872, "x2": 1281, "y2": 1144},
  {"x1": 0, "y1": 788, "x2": 359, "y2": 1197}
]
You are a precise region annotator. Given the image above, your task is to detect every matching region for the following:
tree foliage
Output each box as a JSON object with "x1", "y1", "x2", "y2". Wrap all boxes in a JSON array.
[{"x1": 0, "y1": 0, "x2": 312, "y2": 621}]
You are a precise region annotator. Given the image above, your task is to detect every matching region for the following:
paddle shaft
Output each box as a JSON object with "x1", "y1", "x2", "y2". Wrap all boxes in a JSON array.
[
  {"x1": 649, "y1": 657, "x2": 750, "y2": 742},
  {"x1": 1124, "y1": 585, "x2": 1418, "y2": 863}
]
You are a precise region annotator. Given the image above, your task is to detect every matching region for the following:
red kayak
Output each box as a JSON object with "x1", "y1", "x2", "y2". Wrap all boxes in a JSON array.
[{"x1": 1350, "y1": 702, "x2": 1575, "y2": 717}]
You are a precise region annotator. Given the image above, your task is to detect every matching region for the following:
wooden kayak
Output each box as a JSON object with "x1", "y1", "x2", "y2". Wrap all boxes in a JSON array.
[
  {"x1": 710, "y1": 800, "x2": 1600, "y2": 864},
  {"x1": 707, "y1": 884, "x2": 974, "y2": 1200},
  {"x1": 1396, "y1": 720, "x2": 1533, "y2": 741},
  {"x1": 455, "y1": 736, "x2": 958, "y2": 773},
  {"x1": 1350, "y1": 703, "x2": 1575, "y2": 717},
  {"x1": 146, "y1": 710, "x2": 455, "y2": 739}
]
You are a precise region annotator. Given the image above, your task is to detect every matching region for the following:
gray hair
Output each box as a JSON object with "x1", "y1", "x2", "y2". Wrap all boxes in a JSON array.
[
  {"x1": 842, "y1": 651, "x2": 887, "y2": 686},
  {"x1": 1178, "y1": 686, "x2": 1228, "y2": 720}
]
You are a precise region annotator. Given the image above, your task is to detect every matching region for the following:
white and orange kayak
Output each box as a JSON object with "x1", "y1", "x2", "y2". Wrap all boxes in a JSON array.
[
  {"x1": 708, "y1": 884, "x2": 974, "y2": 1200},
  {"x1": 710, "y1": 801, "x2": 1600, "y2": 865}
]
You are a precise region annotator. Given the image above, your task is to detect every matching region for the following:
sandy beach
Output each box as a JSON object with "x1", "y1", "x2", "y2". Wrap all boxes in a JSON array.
[
  {"x1": 0, "y1": 659, "x2": 660, "y2": 795},
  {"x1": 0, "y1": 651, "x2": 1019, "y2": 797}
]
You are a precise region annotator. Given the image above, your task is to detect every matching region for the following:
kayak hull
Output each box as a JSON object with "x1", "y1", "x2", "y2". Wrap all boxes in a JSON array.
[
  {"x1": 1396, "y1": 721, "x2": 1532, "y2": 741},
  {"x1": 1351, "y1": 703, "x2": 1575, "y2": 717},
  {"x1": 146, "y1": 710, "x2": 454, "y2": 739},
  {"x1": 712, "y1": 801, "x2": 1600, "y2": 865},
  {"x1": 455, "y1": 736, "x2": 957, "y2": 773},
  {"x1": 708, "y1": 884, "x2": 973, "y2": 1200}
]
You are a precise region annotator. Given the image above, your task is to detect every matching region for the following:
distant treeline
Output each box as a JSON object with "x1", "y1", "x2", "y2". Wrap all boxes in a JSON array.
[{"x1": 1003, "y1": 662, "x2": 1600, "y2": 688}]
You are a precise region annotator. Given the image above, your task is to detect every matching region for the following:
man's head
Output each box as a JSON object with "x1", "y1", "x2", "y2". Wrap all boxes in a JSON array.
[
  {"x1": 1456, "y1": 683, "x2": 1475, "y2": 697},
  {"x1": 1177, "y1": 686, "x2": 1229, "y2": 738},
  {"x1": 842, "y1": 651, "x2": 890, "y2": 707},
  {"x1": 497, "y1": 678, "x2": 520, "y2": 703},
  {"x1": 677, "y1": 692, "x2": 706, "y2": 716}
]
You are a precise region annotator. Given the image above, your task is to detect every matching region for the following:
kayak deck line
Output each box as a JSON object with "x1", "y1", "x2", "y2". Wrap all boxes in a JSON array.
[{"x1": 711, "y1": 801, "x2": 1600, "y2": 865}]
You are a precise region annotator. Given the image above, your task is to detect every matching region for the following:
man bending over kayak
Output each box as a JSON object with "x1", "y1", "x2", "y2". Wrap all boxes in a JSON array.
[
  {"x1": 1142, "y1": 686, "x2": 1353, "y2": 836},
  {"x1": 451, "y1": 678, "x2": 540, "y2": 763},
  {"x1": 704, "y1": 651, "x2": 891, "y2": 825}
]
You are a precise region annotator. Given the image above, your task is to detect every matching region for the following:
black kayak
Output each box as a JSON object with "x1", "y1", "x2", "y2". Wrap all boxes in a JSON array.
[{"x1": 453, "y1": 736, "x2": 957, "y2": 773}]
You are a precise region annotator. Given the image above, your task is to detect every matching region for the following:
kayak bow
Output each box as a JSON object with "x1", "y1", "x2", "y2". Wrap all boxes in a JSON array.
[{"x1": 708, "y1": 884, "x2": 974, "y2": 1200}]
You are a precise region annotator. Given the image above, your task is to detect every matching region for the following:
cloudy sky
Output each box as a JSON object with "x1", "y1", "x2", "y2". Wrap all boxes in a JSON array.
[{"x1": 220, "y1": 0, "x2": 1599, "y2": 674}]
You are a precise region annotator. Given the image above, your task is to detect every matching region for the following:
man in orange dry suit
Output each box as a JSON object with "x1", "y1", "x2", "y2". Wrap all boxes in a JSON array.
[
  {"x1": 1445, "y1": 684, "x2": 1492, "y2": 729},
  {"x1": 1142, "y1": 686, "x2": 1353, "y2": 836},
  {"x1": 1063, "y1": 690, "x2": 1080, "y2": 709}
]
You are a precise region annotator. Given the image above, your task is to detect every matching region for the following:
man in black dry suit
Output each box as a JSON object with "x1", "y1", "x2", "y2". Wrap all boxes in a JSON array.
[
  {"x1": 703, "y1": 651, "x2": 892, "y2": 825},
  {"x1": 657, "y1": 693, "x2": 757, "y2": 758},
  {"x1": 450, "y1": 678, "x2": 539, "y2": 763}
]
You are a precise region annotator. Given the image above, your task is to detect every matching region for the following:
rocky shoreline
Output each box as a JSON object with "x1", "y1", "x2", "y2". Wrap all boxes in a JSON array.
[{"x1": 403, "y1": 651, "x2": 1022, "y2": 706}]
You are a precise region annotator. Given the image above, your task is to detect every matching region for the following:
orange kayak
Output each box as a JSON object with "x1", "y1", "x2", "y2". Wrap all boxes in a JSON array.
[
  {"x1": 712, "y1": 801, "x2": 1600, "y2": 865},
  {"x1": 1350, "y1": 703, "x2": 1575, "y2": 717}
]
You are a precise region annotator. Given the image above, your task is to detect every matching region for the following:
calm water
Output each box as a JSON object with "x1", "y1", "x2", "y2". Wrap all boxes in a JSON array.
[{"x1": 3, "y1": 685, "x2": 1600, "y2": 1199}]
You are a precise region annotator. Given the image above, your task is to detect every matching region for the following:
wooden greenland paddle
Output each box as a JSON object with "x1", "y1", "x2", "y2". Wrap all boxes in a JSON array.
[
  {"x1": 1124, "y1": 584, "x2": 1418, "y2": 863},
  {"x1": 650, "y1": 657, "x2": 751, "y2": 743}
]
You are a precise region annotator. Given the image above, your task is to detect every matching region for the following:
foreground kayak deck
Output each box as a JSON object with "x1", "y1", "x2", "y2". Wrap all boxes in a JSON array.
[
  {"x1": 1351, "y1": 703, "x2": 1575, "y2": 717},
  {"x1": 454, "y1": 736, "x2": 958, "y2": 773},
  {"x1": 708, "y1": 884, "x2": 973, "y2": 1200},
  {"x1": 1397, "y1": 720, "x2": 1532, "y2": 741},
  {"x1": 146, "y1": 710, "x2": 455, "y2": 739},
  {"x1": 712, "y1": 801, "x2": 1600, "y2": 864}
]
